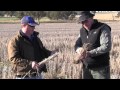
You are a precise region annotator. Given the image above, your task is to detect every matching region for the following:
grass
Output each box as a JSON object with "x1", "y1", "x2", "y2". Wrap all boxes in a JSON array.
[
  {"x1": 0, "y1": 17, "x2": 73, "y2": 23},
  {"x1": 0, "y1": 17, "x2": 20, "y2": 23},
  {"x1": 0, "y1": 17, "x2": 19, "y2": 20},
  {"x1": 0, "y1": 15, "x2": 120, "y2": 24}
]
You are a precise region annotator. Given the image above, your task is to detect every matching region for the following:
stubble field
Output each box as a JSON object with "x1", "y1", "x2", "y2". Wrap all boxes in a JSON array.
[{"x1": 0, "y1": 22, "x2": 120, "y2": 79}]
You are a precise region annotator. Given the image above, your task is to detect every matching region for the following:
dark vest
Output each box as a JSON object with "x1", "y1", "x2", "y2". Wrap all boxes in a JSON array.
[{"x1": 80, "y1": 20, "x2": 111, "y2": 69}]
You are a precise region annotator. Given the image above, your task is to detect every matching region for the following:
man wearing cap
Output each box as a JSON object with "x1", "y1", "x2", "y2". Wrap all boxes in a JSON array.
[
  {"x1": 8, "y1": 16, "x2": 57, "y2": 79},
  {"x1": 74, "y1": 11, "x2": 111, "y2": 79}
]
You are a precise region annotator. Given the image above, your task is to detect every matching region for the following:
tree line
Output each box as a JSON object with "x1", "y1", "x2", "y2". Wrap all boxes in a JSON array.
[{"x1": 0, "y1": 11, "x2": 77, "y2": 20}]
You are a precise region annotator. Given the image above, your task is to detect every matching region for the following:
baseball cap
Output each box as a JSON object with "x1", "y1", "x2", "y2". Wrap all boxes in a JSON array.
[{"x1": 21, "y1": 16, "x2": 39, "y2": 26}]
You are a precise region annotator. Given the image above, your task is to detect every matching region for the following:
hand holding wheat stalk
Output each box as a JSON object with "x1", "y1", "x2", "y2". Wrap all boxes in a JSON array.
[{"x1": 73, "y1": 43, "x2": 91, "y2": 64}]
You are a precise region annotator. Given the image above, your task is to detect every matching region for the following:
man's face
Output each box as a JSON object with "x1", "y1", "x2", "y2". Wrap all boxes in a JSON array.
[
  {"x1": 27, "y1": 24, "x2": 35, "y2": 35},
  {"x1": 81, "y1": 18, "x2": 93, "y2": 30}
]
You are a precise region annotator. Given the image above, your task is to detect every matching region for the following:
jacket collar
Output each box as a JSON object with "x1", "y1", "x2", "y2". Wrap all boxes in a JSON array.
[{"x1": 19, "y1": 30, "x2": 39, "y2": 38}]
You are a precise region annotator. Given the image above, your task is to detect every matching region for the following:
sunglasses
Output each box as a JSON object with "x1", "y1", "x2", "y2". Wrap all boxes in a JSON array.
[{"x1": 28, "y1": 25, "x2": 35, "y2": 28}]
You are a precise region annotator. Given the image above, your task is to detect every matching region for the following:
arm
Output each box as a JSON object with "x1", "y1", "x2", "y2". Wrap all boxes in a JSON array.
[
  {"x1": 38, "y1": 38, "x2": 59, "y2": 57},
  {"x1": 38, "y1": 38, "x2": 52, "y2": 57},
  {"x1": 42, "y1": 46, "x2": 52, "y2": 57},
  {"x1": 74, "y1": 34, "x2": 83, "y2": 52},
  {"x1": 7, "y1": 38, "x2": 32, "y2": 66},
  {"x1": 89, "y1": 26, "x2": 112, "y2": 57},
  {"x1": 74, "y1": 34, "x2": 86, "y2": 64}
]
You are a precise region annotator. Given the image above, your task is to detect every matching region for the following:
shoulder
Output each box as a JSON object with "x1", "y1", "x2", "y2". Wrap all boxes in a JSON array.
[
  {"x1": 8, "y1": 32, "x2": 22, "y2": 45},
  {"x1": 94, "y1": 20, "x2": 111, "y2": 31},
  {"x1": 101, "y1": 23, "x2": 111, "y2": 32},
  {"x1": 99, "y1": 23, "x2": 111, "y2": 36},
  {"x1": 96, "y1": 21, "x2": 111, "y2": 33},
  {"x1": 97, "y1": 20, "x2": 111, "y2": 31}
]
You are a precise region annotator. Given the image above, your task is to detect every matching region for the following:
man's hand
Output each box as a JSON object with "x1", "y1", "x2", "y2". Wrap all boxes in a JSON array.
[
  {"x1": 76, "y1": 47, "x2": 87, "y2": 59},
  {"x1": 76, "y1": 47, "x2": 84, "y2": 55},
  {"x1": 31, "y1": 61, "x2": 40, "y2": 70},
  {"x1": 32, "y1": 61, "x2": 45, "y2": 70},
  {"x1": 76, "y1": 47, "x2": 91, "y2": 58},
  {"x1": 74, "y1": 51, "x2": 91, "y2": 64},
  {"x1": 74, "y1": 53, "x2": 86, "y2": 64},
  {"x1": 74, "y1": 47, "x2": 87, "y2": 64}
]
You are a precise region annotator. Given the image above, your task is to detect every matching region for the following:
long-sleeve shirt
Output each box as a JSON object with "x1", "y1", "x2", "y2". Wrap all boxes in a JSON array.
[{"x1": 75, "y1": 24, "x2": 112, "y2": 57}]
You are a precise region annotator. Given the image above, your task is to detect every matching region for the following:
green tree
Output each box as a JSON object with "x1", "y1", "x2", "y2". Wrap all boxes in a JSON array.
[
  {"x1": 60, "y1": 11, "x2": 77, "y2": 20},
  {"x1": 5, "y1": 11, "x2": 16, "y2": 17},
  {"x1": 15, "y1": 11, "x2": 46, "y2": 23},
  {"x1": 29, "y1": 11, "x2": 46, "y2": 24},
  {"x1": 46, "y1": 11, "x2": 77, "y2": 20},
  {"x1": 15, "y1": 11, "x2": 26, "y2": 19},
  {"x1": 0, "y1": 11, "x2": 5, "y2": 16},
  {"x1": 46, "y1": 11, "x2": 60, "y2": 20}
]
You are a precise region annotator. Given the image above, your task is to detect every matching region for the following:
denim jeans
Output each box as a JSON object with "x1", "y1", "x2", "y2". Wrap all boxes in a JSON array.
[
  {"x1": 15, "y1": 74, "x2": 43, "y2": 79},
  {"x1": 83, "y1": 65, "x2": 110, "y2": 79}
]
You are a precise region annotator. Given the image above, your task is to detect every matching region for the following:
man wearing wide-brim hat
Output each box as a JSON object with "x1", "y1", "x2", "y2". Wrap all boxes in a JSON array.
[
  {"x1": 74, "y1": 11, "x2": 112, "y2": 79},
  {"x1": 78, "y1": 11, "x2": 95, "y2": 23}
]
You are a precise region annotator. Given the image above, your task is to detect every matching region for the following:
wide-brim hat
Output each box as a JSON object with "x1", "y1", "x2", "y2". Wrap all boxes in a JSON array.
[{"x1": 79, "y1": 11, "x2": 95, "y2": 23}]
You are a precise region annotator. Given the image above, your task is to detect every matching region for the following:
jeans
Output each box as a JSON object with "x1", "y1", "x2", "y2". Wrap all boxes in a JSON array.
[
  {"x1": 15, "y1": 74, "x2": 43, "y2": 79},
  {"x1": 83, "y1": 65, "x2": 110, "y2": 79}
]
